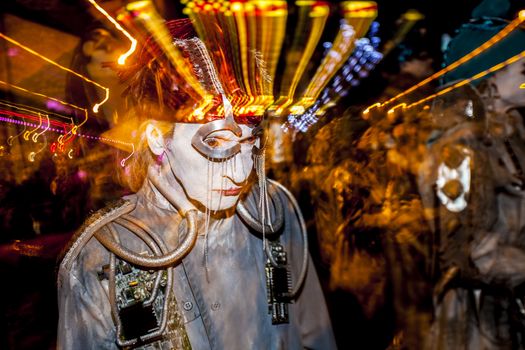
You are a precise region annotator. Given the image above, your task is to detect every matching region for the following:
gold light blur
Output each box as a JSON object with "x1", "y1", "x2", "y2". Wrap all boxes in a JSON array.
[
  {"x1": 0, "y1": 100, "x2": 75, "y2": 127},
  {"x1": 271, "y1": 1, "x2": 330, "y2": 116},
  {"x1": 0, "y1": 33, "x2": 110, "y2": 114},
  {"x1": 365, "y1": 10, "x2": 525, "y2": 113},
  {"x1": 126, "y1": 0, "x2": 213, "y2": 120},
  {"x1": 87, "y1": 0, "x2": 138, "y2": 65},
  {"x1": 23, "y1": 113, "x2": 42, "y2": 141},
  {"x1": 185, "y1": 0, "x2": 288, "y2": 116},
  {"x1": 0, "y1": 80, "x2": 87, "y2": 130},
  {"x1": 291, "y1": 1, "x2": 377, "y2": 114},
  {"x1": 386, "y1": 103, "x2": 406, "y2": 114},
  {"x1": 342, "y1": 1, "x2": 378, "y2": 38},
  {"x1": 394, "y1": 50, "x2": 525, "y2": 112},
  {"x1": 31, "y1": 114, "x2": 50, "y2": 142}
]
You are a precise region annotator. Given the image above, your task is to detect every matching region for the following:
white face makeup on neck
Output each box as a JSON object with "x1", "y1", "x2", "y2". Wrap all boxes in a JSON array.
[{"x1": 164, "y1": 123, "x2": 257, "y2": 212}]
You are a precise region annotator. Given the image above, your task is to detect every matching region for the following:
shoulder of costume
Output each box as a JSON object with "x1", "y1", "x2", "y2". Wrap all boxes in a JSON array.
[
  {"x1": 244, "y1": 178, "x2": 297, "y2": 208},
  {"x1": 269, "y1": 179, "x2": 297, "y2": 210},
  {"x1": 57, "y1": 197, "x2": 137, "y2": 280},
  {"x1": 267, "y1": 179, "x2": 304, "y2": 233}
]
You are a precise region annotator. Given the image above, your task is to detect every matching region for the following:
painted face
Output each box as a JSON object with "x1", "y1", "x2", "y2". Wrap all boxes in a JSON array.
[
  {"x1": 491, "y1": 58, "x2": 525, "y2": 109},
  {"x1": 166, "y1": 122, "x2": 257, "y2": 212}
]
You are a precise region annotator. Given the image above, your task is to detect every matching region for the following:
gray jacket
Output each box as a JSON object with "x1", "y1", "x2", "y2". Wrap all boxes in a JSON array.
[{"x1": 57, "y1": 182, "x2": 337, "y2": 350}]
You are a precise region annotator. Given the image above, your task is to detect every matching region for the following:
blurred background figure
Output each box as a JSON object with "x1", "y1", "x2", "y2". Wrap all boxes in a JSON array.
[
  {"x1": 417, "y1": 0, "x2": 525, "y2": 348},
  {"x1": 66, "y1": 22, "x2": 130, "y2": 210}
]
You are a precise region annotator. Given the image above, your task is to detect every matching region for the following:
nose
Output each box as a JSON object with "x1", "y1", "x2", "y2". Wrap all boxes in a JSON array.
[{"x1": 226, "y1": 150, "x2": 252, "y2": 185}]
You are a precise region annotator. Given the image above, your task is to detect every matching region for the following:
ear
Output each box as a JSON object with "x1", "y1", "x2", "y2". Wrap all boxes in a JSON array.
[
  {"x1": 82, "y1": 41, "x2": 95, "y2": 57},
  {"x1": 145, "y1": 123, "x2": 165, "y2": 156}
]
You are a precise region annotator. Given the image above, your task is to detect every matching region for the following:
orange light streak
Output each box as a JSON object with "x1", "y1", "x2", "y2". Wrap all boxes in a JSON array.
[
  {"x1": 0, "y1": 80, "x2": 87, "y2": 129},
  {"x1": 7, "y1": 122, "x2": 26, "y2": 146},
  {"x1": 387, "y1": 103, "x2": 406, "y2": 114},
  {"x1": 364, "y1": 10, "x2": 525, "y2": 111},
  {"x1": 405, "y1": 50, "x2": 525, "y2": 111},
  {"x1": 125, "y1": 1, "x2": 210, "y2": 103},
  {"x1": 0, "y1": 112, "x2": 133, "y2": 163},
  {"x1": 362, "y1": 102, "x2": 381, "y2": 115},
  {"x1": 32, "y1": 114, "x2": 50, "y2": 142},
  {"x1": 0, "y1": 100, "x2": 74, "y2": 125},
  {"x1": 23, "y1": 113, "x2": 42, "y2": 141},
  {"x1": 87, "y1": 0, "x2": 138, "y2": 65},
  {"x1": 28, "y1": 138, "x2": 48, "y2": 163},
  {"x1": 0, "y1": 33, "x2": 109, "y2": 113}
]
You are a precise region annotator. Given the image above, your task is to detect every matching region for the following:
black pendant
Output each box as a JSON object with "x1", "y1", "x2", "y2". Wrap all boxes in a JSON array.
[{"x1": 265, "y1": 241, "x2": 292, "y2": 324}]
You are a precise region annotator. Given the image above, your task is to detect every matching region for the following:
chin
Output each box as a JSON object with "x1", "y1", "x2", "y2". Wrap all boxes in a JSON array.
[{"x1": 209, "y1": 197, "x2": 240, "y2": 212}]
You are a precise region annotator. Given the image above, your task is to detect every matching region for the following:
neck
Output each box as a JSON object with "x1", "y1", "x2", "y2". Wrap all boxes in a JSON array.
[
  {"x1": 141, "y1": 177, "x2": 175, "y2": 212},
  {"x1": 146, "y1": 164, "x2": 197, "y2": 216}
]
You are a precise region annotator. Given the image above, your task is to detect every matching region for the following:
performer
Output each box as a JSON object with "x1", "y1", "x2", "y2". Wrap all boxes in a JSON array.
[
  {"x1": 57, "y1": 19, "x2": 336, "y2": 350},
  {"x1": 418, "y1": 1, "x2": 525, "y2": 348}
]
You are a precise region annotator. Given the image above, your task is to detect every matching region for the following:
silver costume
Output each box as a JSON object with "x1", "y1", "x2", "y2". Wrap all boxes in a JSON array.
[{"x1": 57, "y1": 180, "x2": 336, "y2": 350}]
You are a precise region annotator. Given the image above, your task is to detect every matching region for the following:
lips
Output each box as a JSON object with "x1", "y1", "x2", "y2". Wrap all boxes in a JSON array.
[{"x1": 213, "y1": 187, "x2": 242, "y2": 196}]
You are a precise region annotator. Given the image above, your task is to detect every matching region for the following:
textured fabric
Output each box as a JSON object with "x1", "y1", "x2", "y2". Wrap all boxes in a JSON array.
[{"x1": 57, "y1": 181, "x2": 336, "y2": 350}]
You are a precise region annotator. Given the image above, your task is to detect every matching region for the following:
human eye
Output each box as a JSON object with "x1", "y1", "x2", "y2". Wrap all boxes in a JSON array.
[
  {"x1": 203, "y1": 137, "x2": 221, "y2": 148},
  {"x1": 203, "y1": 132, "x2": 236, "y2": 148}
]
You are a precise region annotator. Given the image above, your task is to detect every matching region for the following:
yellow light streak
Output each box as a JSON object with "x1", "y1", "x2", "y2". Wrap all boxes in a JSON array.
[
  {"x1": 405, "y1": 50, "x2": 525, "y2": 111},
  {"x1": 297, "y1": 18, "x2": 356, "y2": 110},
  {"x1": 57, "y1": 131, "x2": 76, "y2": 150},
  {"x1": 23, "y1": 113, "x2": 42, "y2": 141},
  {"x1": 87, "y1": 0, "x2": 138, "y2": 65},
  {"x1": 365, "y1": 10, "x2": 525, "y2": 111},
  {"x1": 270, "y1": 1, "x2": 329, "y2": 115},
  {"x1": 28, "y1": 137, "x2": 48, "y2": 162},
  {"x1": 0, "y1": 101, "x2": 75, "y2": 147},
  {"x1": 520, "y1": 82, "x2": 525, "y2": 88},
  {"x1": 0, "y1": 32, "x2": 109, "y2": 113},
  {"x1": 32, "y1": 114, "x2": 50, "y2": 142},
  {"x1": 0, "y1": 100, "x2": 74, "y2": 124},
  {"x1": 7, "y1": 122, "x2": 26, "y2": 146},
  {"x1": 289, "y1": 1, "x2": 377, "y2": 114},
  {"x1": 362, "y1": 102, "x2": 381, "y2": 115},
  {"x1": 387, "y1": 103, "x2": 406, "y2": 114},
  {"x1": 125, "y1": 1, "x2": 210, "y2": 102},
  {"x1": 341, "y1": 1, "x2": 378, "y2": 38},
  {"x1": 0, "y1": 80, "x2": 88, "y2": 129}
]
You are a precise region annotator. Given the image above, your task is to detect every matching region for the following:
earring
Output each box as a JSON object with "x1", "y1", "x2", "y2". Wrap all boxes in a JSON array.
[{"x1": 156, "y1": 151, "x2": 165, "y2": 165}]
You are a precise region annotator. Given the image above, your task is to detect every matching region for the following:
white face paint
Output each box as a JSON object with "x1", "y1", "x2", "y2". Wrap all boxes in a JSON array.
[{"x1": 165, "y1": 123, "x2": 256, "y2": 212}]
